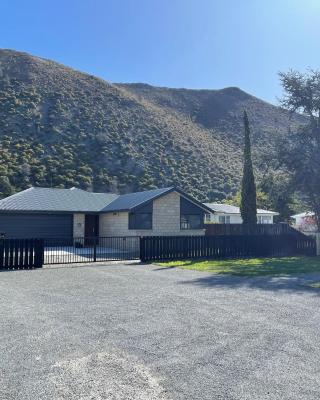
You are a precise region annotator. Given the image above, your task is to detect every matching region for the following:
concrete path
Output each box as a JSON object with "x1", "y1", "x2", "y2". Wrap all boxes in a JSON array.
[{"x1": 1, "y1": 263, "x2": 320, "y2": 399}]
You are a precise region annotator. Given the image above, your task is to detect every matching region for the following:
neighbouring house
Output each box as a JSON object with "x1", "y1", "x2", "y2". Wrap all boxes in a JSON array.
[
  {"x1": 0, "y1": 187, "x2": 212, "y2": 239},
  {"x1": 291, "y1": 212, "x2": 317, "y2": 233},
  {"x1": 203, "y1": 203, "x2": 278, "y2": 224}
]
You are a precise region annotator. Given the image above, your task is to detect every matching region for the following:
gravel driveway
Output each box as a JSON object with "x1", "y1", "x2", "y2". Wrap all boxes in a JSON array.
[{"x1": 1, "y1": 262, "x2": 320, "y2": 399}]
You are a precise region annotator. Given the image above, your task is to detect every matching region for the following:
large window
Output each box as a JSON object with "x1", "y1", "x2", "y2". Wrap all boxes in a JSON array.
[
  {"x1": 219, "y1": 215, "x2": 231, "y2": 224},
  {"x1": 129, "y1": 213, "x2": 152, "y2": 229},
  {"x1": 129, "y1": 202, "x2": 153, "y2": 230},
  {"x1": 258, "y1": 215, "x2": 272, "y2": 224},
  {"x1": 180, "y1": 197, "x2": 204, "y2": 230},
  {"x1": 181, "y1": 214, "x2": 202, "y2": 230}
]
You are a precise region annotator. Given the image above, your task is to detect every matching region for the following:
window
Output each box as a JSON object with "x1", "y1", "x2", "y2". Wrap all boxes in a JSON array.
[
  {"x1": 258, "y1": 215, "x2": 272, "y2": 224},
  {"x1": 205, "y1": 214, "x2": 212, "y2": 222},
  {"x1": 219, "y1": 215, "x2": 230, "y2": 224},
  {"x1": 181, "y1": 214, "x2": 202, "y2": 230},
  {"x1": 129, "y1": 212, "x2": 152, "y2": 230},
  {"x1": 180, "y1": 197, "x2": 204, "y2": 230}
]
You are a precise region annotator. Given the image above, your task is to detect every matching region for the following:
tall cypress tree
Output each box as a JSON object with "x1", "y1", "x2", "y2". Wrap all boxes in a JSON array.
[{"x1": 240, "y1": 111, "x2": 257, "y2": 224}]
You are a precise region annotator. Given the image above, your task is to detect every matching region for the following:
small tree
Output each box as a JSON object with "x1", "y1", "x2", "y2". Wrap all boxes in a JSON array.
[
  {"x1": 240, "y1": 111, "x2": 257, "y2": 224},
  {"x1": 0, "y1": 176, "x2": 13, "y2": 199},
  {"x1": 224, "y1": 190, "x2": 271, "y2": 210},
  {"x1": 279, "y1": 69, "x2": 320, "y2": 230}
]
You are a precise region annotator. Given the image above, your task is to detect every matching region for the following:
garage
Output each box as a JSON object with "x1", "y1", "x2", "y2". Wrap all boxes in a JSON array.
[{"x1": 0, "y1": 213, "x2": 73, "y2": 239}]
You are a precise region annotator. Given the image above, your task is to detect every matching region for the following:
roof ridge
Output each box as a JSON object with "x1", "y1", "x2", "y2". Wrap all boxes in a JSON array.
[
  {"x1": 33, "y1": 186, "x2": 76, "y2": 191},
  {"x1": 0, "y1": 187, "x2": 34, "y2": 203},
  {"x1": 91, "y1": 192, "x2": 118, "y2": 196},
  {"x1": 119, "y1": 186, "x2": 174, "y2": 196}
]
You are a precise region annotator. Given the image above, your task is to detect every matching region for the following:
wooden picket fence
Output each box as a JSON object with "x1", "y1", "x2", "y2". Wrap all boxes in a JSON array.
[
  {"x1": 0, "y1": 239, "x2": 44, "y2": 270},
  {"x1": 140, "y1": 235, "x2": 316, "y2": 262}
]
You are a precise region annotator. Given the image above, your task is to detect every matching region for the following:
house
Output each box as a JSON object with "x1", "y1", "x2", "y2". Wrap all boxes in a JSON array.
[
  {"x1": 291, "y1": 212, "x2": 317, "y2": 233},
  {"x1": 203, "y1": 203, "x2": 278, "y2": 224},
  {"x1": 0, "y1": 187, "x2": 212, "y2": 239}
]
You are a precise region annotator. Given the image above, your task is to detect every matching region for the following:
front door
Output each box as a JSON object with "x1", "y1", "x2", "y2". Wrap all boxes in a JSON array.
[{"x1": 84, "y1": 215, "x2": 99, "y2": 245}]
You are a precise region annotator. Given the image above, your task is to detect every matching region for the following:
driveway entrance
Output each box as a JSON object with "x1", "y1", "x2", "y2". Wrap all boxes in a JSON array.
[{"x1": 44, "y1": 236, "x2": 140, "y2": 264}]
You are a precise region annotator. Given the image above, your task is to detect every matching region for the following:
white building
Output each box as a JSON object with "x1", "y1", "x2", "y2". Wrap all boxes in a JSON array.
[
  {"x1": 291, "y1": 212, "x2": 317, "y2": 232},
  {"x1": 204, "y1": 203, "x2": 278, "y2": 224}
]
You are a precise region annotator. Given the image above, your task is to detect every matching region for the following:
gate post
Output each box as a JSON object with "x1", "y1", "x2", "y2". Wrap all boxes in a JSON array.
[{"x1": 34, "y1": 239, "x2": 44, "y2": 268}]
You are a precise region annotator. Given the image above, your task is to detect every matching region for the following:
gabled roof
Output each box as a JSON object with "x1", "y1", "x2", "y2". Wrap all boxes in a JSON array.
[
  {"x1": 101, "y1": 187, "x2": 174, "y2": 212},
  {"x1": 102, "y1": 187, "x2": 213, "y2": 213},
  {"x1": 0, "y1": 187, "x2": 118, "y2": 213},
  {"x1": 0, "y1": 186, "x2": 212, "y2": 214},
  {"x1": 204, "y1": 203, "x2": 278, "y2": 215}
]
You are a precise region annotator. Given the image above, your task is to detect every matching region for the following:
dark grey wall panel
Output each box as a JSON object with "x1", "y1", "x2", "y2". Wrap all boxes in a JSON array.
[
  {"x1": 0, "y1": 213, "x2": 73, "y2": 238},
  {"x1": 180, "y1": 197, "x2": 204, "y2": 215}
]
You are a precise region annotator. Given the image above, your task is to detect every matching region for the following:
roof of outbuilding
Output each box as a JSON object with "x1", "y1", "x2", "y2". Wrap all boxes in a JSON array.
[
  {"x1": 0, "y1": 187, "x2": 118, "y2": 213},
  {"x1": 291, "y1": 211, "x2": 314, "y2": 219},
  {"x1": 204, "y1": 203, "x2": 278, "y2": 215}
]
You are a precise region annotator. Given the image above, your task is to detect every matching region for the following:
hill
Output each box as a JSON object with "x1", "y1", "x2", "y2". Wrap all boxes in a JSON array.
[{"x1": 0, "y1": 49, "x2": 303, "y2": 201}]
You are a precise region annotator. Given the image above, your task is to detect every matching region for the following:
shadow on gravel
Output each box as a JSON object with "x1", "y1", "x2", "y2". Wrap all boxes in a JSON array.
[
  {"x1": 153, "y1": 266, "x2": 177, "y2": 271},
  {"x1": 178, "y1": 273, "x2": 320, "y2": 294}
]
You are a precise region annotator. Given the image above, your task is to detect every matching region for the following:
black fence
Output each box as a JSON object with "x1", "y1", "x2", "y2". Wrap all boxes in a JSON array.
[
  {"x1": 0, "y1": 239, "x2": 44, "y2": 270},
  {"x1": 205, "y1": 223, "x2": 301, "y2": 236},
  {"x1": 140, "y1": 235, "x2": 316, "y2": 262},
  {"x1": 44, "y1": 236, "x2": 140, "y2": 264},
  {"x1": 1, "y1": 234, "x2": 317, "y2": 268}
]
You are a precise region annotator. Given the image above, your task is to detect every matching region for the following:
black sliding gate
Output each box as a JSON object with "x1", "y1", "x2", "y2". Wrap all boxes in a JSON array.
[
  {"x1": 43, "y1": 236, "x2": 140, "y2": 265},
  {"x1": 0, "y1": 239, "x2": 44, "y2": 270}
]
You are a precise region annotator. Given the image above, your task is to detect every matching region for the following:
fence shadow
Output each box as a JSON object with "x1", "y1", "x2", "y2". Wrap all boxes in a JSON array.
[{"x1": 178, "y1": 271, "x2": 320, "y2": 294}]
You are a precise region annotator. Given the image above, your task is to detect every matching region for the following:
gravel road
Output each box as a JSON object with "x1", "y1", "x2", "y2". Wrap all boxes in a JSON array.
[{"x1": 1, "y1": 262, "x2": 320, "y2": 399}]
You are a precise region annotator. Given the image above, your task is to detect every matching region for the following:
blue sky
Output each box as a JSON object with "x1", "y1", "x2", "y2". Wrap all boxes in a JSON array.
[{"x1": 1, "y1": 0, "x2": 320, "y2": 103}]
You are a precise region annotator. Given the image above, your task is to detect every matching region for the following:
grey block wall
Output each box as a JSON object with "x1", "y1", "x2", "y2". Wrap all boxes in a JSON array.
[{"x1": 73, "y1": 213, "x2": 85, "y2": 237}]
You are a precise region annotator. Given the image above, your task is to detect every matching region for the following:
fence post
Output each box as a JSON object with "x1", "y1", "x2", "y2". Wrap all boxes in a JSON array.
[
  {"x1": 40, "y1": 239, "x2": 45, "y2": 267},
  {"x1": 93, "y1": 237, "x2": 97, "y2": 262},
  {"x1": 0, "y1": 239, "x2": 4, "y2": 269},
  {"x1": 139, "y1": 237, "x2": 144, "y2": 262},
  {"x1": 315, "y1": 233, "x2": 320, "y2": 256}
]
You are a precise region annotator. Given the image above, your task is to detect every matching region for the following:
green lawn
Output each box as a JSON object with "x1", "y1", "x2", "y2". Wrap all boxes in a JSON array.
[
  {"x1": 156, "y1": 257, "x2": 320, "y2": 277},
  {"x1": 309, "y1": 282, "x2": 320, "y2": 288}
]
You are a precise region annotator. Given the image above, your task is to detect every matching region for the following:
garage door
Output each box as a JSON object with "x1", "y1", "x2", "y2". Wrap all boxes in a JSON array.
[{"x1": 0, "y1": 213, "x2": 73, "y2": 239}]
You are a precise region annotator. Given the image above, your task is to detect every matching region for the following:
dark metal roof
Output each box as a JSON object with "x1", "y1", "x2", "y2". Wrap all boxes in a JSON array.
[
  {"x1": 0, "y1": 186, "x2": 212, "y2": 214},
  {"x1": 0, "y1": 187, "x2": 118, "y2": 213},
  {"x1": 103, "y1": 187, "x2": 213, "y2": 213},
  {"x1": 101, "y1": 187, "x2": 175, "y2": 212}
]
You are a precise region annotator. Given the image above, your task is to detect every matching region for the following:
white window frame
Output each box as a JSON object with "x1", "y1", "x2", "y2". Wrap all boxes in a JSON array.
[
  {"x1": 258, "y1": 215, "x2": 272, "y2": 224},
  {"x1": 218, "y1": 215, "x2": 231, "y2": 224}
]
